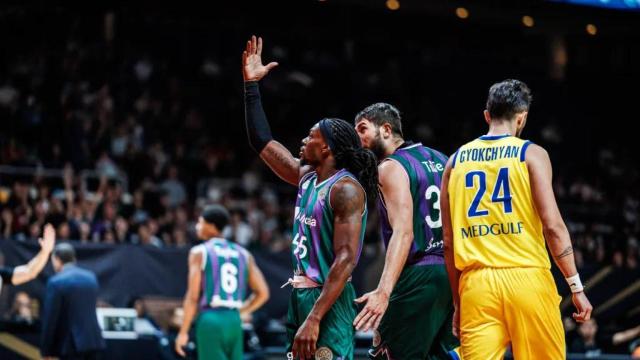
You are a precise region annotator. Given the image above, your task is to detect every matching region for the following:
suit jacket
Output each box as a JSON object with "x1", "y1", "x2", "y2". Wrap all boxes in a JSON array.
[{"x1": 41, "y1": 264, "x2": 106, "y2": 357}]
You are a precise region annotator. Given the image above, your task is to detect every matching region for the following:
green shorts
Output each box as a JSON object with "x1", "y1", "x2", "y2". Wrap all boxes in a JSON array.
[
  {"x1": 286, "y1": 283, "x2": 357, "y2": 360},
  {"x1": 375, "y1": 264, "x2": 459, "y2": 360},
  {"x1": 196, "y1": 308, "x2": 242, "y2": 360}
]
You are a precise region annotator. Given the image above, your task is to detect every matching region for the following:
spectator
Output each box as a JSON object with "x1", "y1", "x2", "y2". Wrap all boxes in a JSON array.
[
  {"x1": 226, "y1": 208, "x2": 254, "y2": 247},
  {"x1": 571, "y1": 318, "x2": 604, "y2": 357},
  {"x1": 114, "y1": 216, "x2": 130, "y2": 243},
  {"x1": 161, "y1": 165, "x2": 187, "y2": 208},
  {"x1": 571, "y1": 318, "x2": 640, "y2": 357},
  {"x1": 8, "y1": 291, "x2": 36, "y2": 324},
  {"x1": 127, "y1": 296, "x2": 160, "y2": 336},
  {"x1": 134, "y1": 222, "x2": 163, "y2": 247}
]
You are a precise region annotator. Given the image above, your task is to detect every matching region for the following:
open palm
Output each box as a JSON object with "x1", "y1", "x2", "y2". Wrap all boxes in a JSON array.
[{"x1": 242, "y1": 35, "x2": 278, "y2": 82}]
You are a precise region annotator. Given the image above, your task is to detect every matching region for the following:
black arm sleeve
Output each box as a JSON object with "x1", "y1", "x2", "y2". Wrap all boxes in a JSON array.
[
  {"x1": 244, "y1": 81, "x2": 273, "y2": 153},
  {"x1": 0, "y1": 266, "x2": 14, "y2": 285}
]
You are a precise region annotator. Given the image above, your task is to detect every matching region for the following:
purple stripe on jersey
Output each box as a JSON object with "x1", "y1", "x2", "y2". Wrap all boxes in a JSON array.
[
  {"x1": 305, "y1": 196, "x2": 323, "y2": 280},
  {"x1": 294, "y1": 174, "x2": 313, "y2": 273},
  {"x1": 208, "y1": 241, "x2": 220, "y2": 298},
  {"x1": 399, "y1": 151, "x2": 435, "y2": 250},
  {"x1": 413, "y1": 254, "x2": 445, "y2": 266},
  {"x1": 377, "y1": 196, "x2": 392, "y2": 248},
  {"x1": 237, "y1": 246, "x2": 246, "y2": 301},
  {"x1": 199, "y1": 248, "x2": 207, "y2": 308}
]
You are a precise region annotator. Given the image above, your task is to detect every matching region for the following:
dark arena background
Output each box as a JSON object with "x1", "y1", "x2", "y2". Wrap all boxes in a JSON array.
[{"x1": 0, "y1": 0, "x2": 639, "y2": 359}]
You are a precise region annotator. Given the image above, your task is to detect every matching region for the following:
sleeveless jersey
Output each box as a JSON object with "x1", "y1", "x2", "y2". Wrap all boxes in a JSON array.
[
  {"x1": 378, "y1": 143, "x2": 448, "y2": 265},
  {"x1": 448, "y1": 134, "x2": 550, "y2": 271},
  {"x1": 292, "y1": 169, "x2": 367, "y2": 284},
  {"x1": 196, "y1": 238, "x2": 250, "y2": 309}
]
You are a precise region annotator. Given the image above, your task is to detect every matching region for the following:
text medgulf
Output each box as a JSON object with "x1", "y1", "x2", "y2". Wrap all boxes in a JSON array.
[{"x1": 461, "y1": 222, "x2": 524, "y2": 239}]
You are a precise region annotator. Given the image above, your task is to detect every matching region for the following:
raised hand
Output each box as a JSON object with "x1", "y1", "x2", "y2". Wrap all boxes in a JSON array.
[
  {"x1": 242, "y1": 35, "x2": 278, "y2": 82},
  {"x1": 40, "y1": 223, "x2": 56, "y2": 255}
]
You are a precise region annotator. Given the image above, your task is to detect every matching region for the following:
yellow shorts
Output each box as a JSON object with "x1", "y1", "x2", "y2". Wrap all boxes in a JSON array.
[{"x1": 459, "y1": 267, "x2": 565, "y2": 360}]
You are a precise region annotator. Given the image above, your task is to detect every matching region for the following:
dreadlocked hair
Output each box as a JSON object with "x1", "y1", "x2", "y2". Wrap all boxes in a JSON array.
[{"x1": 324, "y1": 118, "x2": 378, "y2": 203}]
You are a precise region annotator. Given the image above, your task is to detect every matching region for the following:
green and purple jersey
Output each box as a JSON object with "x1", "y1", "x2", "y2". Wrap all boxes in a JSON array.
[
  {"x1": 292, "y1": 169, "x2": 367, "y2": 284},
  {"x1": 196, "y1": 238, "x2": 249, "y2": 309},
  {"x1": 378, "y1": 143, "x2": 448, "y2": 265}
]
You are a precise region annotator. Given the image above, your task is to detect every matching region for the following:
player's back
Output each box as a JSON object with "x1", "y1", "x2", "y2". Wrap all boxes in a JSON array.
[
  {"x1": 449, "y1": 134, "x2": 550, "y2": 271},
  {"x1": 197, "y1": 238, "x2": 250, "y2": 309},
  {"x1": 378, "y1": 143, "x2": 448, "y2": 264}
]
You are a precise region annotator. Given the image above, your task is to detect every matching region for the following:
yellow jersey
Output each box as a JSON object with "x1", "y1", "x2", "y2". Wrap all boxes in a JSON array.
[{"x1": 449, "y1": 134, "x2": 550, "y2": 271}]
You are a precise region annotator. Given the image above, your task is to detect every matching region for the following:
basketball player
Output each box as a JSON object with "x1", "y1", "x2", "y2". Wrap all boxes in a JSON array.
[
  {"x1": 440, "y1": 79, "x2": 593, "y2": 360},
  {"x1": 352, "y1": 103, "x2": 460, "y2": 359},
  {"x1": 243, "y1": 35, "x2": 378, "y2": 360},
  {"x1": 175, "y1": 205, "x2": 270, "y2": 360}
]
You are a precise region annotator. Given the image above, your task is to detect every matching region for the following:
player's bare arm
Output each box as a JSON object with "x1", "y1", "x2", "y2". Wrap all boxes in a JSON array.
[
  {"x1": 12, "y1": 223, "x2": 56, "y2": 285},
  {"x1": 354, "y1": 160, "x2": 413, "y2": 331},
  {"x1": 526, "y1": 143, "x2": 593, "y2": 323},
  {"x1": 240, "y1": 254, "x2": 270, "y2": 318},
  {"x1": 243, "y1": 35, "x2": 311, "y2": 185},
  {"x1": 440, "y1": 157, "x2": 461, "y2": 337},
  {"x1": 175, "y1": 249, "x2": 203, "y2": 357},
  {"x1": 292, "y1": 178, "x2": 365, "y2": 360}
]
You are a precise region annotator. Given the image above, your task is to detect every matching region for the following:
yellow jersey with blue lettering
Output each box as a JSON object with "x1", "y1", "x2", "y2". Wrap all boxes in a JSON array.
[{"x1": 449, "y1": 134, "x2": 550, "y2": 271}]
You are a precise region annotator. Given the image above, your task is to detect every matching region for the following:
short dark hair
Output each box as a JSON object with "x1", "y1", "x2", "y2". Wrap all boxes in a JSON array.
[
  {"x1": 354, "y1": 103, "x2": 403, "y2": 138},
  {"x1": 486, "y1": 79, "x2": 532, "y2": 121},
  {"x1": 53, "y1": 243, "x2": 76, "y2": 264},
  {"x1": 201, "y1": 205, "x2": 230, "y2": 230}
]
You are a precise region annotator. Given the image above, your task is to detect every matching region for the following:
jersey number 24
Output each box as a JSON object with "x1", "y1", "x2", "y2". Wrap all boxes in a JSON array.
[{"x1": 465, "y1": 167, "x2": 513, "y2": 217}]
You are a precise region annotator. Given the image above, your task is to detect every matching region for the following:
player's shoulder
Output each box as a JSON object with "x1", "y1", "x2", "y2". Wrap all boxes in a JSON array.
[
  {"x1": 333, "y1": 176, "x2": 364, "y2": 195},
  {"x1": 523, "y1": 142, "x2": 548, "y2": 163},
  {"x1": 189, "y1": 243, "x2": 206, "y2": 259},
  {"x1": 378, "y1": 158, "x2": 407, "y2": 184},
  {"x1": 231, "y1": 241, "x2": 251, "y2": 258},
  {"x1": 331, "y1": 176, "x2": 365, "y2": 209}
]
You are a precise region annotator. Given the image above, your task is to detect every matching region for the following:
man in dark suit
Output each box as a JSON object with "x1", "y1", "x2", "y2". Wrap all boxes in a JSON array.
[{"x1": 41, "y1": 243, "x2": 106, "y2": 360}]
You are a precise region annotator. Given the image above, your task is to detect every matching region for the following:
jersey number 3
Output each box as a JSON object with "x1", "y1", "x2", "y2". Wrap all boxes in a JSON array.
[
  {"x1": 465, "y1": 167, "x2": 513, "y2": 217},
  {"x1": 425, "y1": 185, "x2": 442, "y2": 228}
]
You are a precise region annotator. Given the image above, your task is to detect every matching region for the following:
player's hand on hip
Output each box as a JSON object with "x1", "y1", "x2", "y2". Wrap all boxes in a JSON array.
[
  {"x1": 572, "y1": 291, "x2": 593, "y2": 323},
  {"x1": 293, "y1": 317, "x2": 320, "y2": 360},
  {"x1": 452, "y1": 305, "x2": 460, "y2": 338},
  {"x1": 175, "y1": 332, "x2": 189, "y2": 357},
  {"x1": 353, "y1": 288, "x2": 389, "y2": 331},
  {"x1": 242, "y1": 35, "x2": 278, "y2": 82}
]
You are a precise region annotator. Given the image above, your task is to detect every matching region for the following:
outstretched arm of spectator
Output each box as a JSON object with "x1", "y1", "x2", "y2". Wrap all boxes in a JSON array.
[
  {"x1": 243, "y1": 35, "x2": 311, "y2": 185},
  {"x1": 240, "y1": 254, "x2": 270, "y2": 318},
  {"x1": 526, "y1": 143, "x2": 592, "y2": 323},
  {"x1": 12, "y1": 224, "x2": 55, "y2": 285},
  {"x1": 175, "y1": 249, "x2": 202, "y2": 357},
  {"x1": 612, "y1": 324, "x2": 640, "y2": 346}
]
